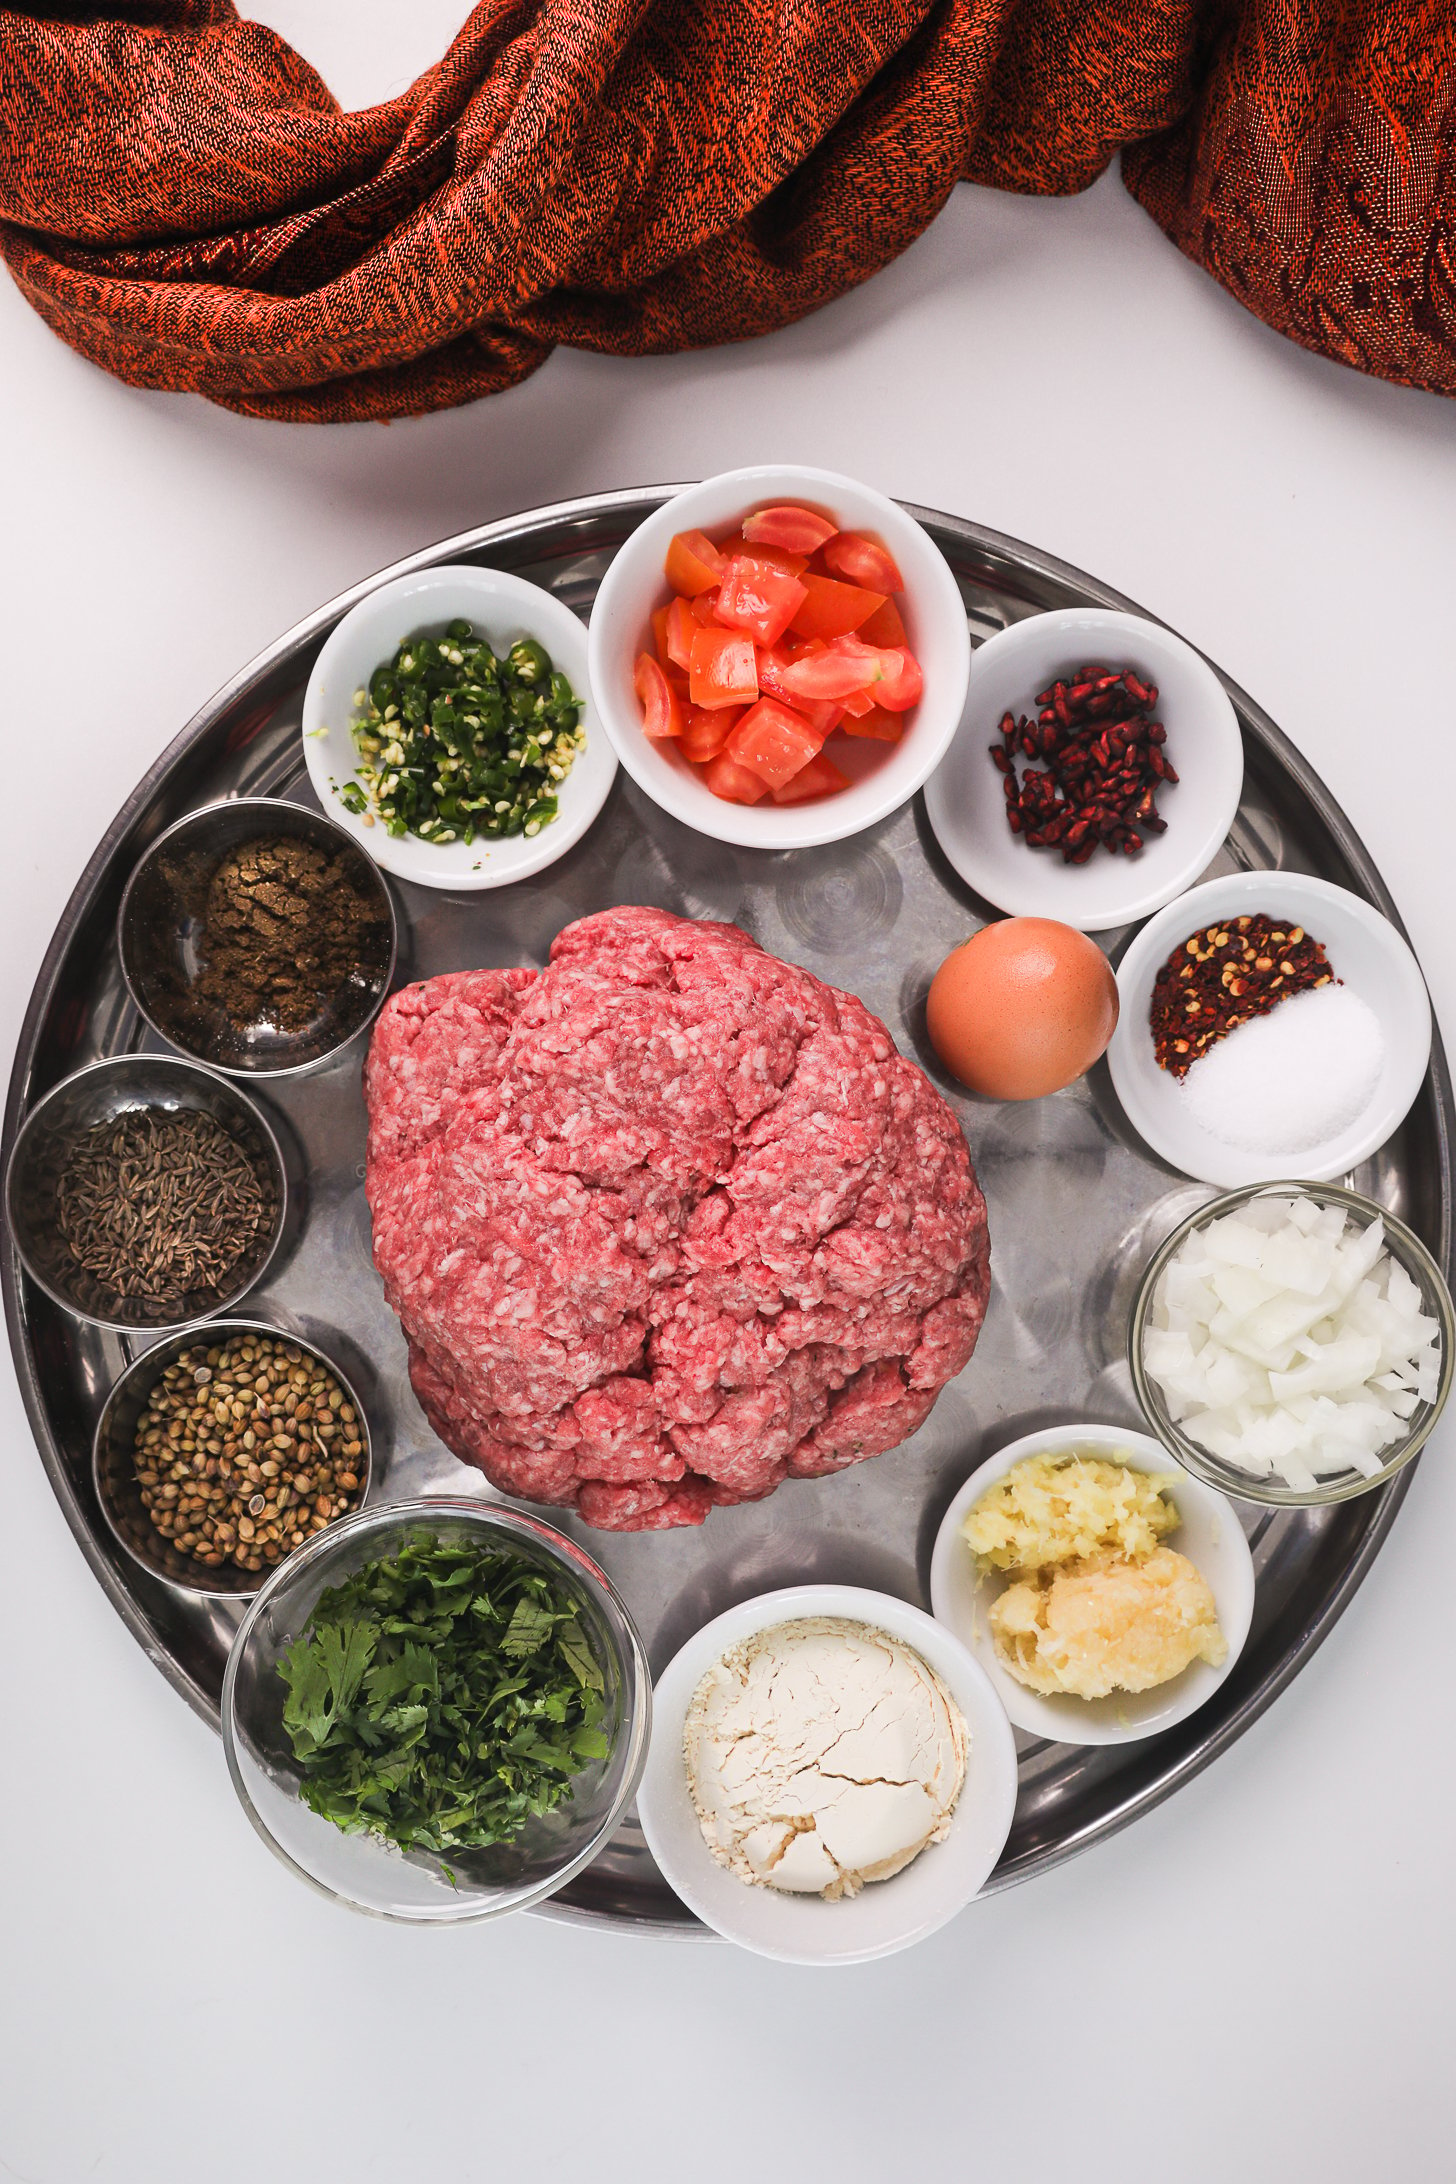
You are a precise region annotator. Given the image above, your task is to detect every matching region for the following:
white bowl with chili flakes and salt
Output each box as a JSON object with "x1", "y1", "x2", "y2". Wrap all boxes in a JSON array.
[
  {"x1": 587, "y1": 465, "x2": 972, "y2": 850},
  {"x1": 924, "y1": 607, "x2": 1245, "y2": 933},
  {"x1": 1107, "y1": 872, "x2": 1432, "y2": 1187}
]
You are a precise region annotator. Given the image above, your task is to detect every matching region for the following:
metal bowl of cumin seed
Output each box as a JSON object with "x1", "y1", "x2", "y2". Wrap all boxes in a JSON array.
[
  {"x1": 5, "y1": 1053, "x2": 288, "y2": 1331},
  {"x1": 93, "y1": 1320, "x2": 374, "y2": 1598}
]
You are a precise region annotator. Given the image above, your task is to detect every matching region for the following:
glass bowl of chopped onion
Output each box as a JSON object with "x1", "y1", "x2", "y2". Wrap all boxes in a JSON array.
[
  {"x1": 1129, "y1": 1182, "x2": 1453, "y2": 1507},
  {"x1": 221, "y1": 1498, "x2": 651, "y2": 1921}
]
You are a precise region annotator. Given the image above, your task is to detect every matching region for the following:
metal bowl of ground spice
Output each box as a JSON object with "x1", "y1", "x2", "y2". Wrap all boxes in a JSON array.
[
  {"x1": 5, "y1": 1054, "x2": 288, "y2": 1330},
  {"x1": 93, "y1": 1321, "x2": 373, "y2": 1597},
  {"x1": 117, "y1": 797, "x2": 397, "y2": 1076}
]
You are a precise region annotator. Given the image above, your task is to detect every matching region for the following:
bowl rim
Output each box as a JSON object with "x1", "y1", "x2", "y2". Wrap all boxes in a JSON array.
[
  {"x1": 219, "y1": 1494, "x2": 653, "y2": 1923},
  {"x1": 92, "y1": 1315, "x2": 374, "y2": 1599},
  {"x1": 634, "y1": 1578, "x2": 1018, "y2": 1965},
  {"x1": 299, "y1": 561, "x2": 618, "y2": 893},
  {"x1": 5, "y1": 1052, "x2": 290, "y2": 1332},
  {"x1": 1105, "y1": 868, "x2": 1434, "y2": 1186},
  {"x1": 1127, "y1": 1180, "x2": 1455, "y2": 1507},
  {"x1": 922, "y1": 605, "x2": 1246, "y2": 933},
  {"x1": 927, "y1": 1422, "x2": 1257, "y2": 1745},
  {"x1": 585, "y1": 463, "x2": 973, "y2": 853},
  {"x1": 116, "y1": 794, "x2": 400, "y2": 1079}
]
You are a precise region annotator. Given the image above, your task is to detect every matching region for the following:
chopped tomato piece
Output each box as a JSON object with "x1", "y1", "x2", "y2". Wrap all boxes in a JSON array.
[
  {"x1": 789, "y1": 573, "x2": 887, "y2": 642},
  {"x1": 664, "y1": 595, "x2": 697, "y2": 671},
  {"x1": 741, "y1": 505, "x2": 838, "y2": 555},
  {"x1": 713, "y1": 555, "x2": 808, "y2": 648},
  {"x1": 651, "y1": 605, "x2": 672, "y2": 667},
  {"x1": 771, "y1": 751, "x2": 851, "y2": 803},
  {"x1": 664, "y1": 529, "x2": 726, "y2": 597},
  {"x1": 779, "y1": 647, "x2": 881, "y2": 702},
  {"x1": 713, "y1": 535, "x2": 809, "y2": 579},
  {"x1": 756, "y1": 645, "x2": 844, "y2": 736},
  {"x1": 825, "y1": 636, "x2": 924, "y2": 712},
  {"x1": 634, "y1": 653, "x2": 683, "y2": 739},
  {"x1": 840, "y1": 703, "x2": 904, "y2": 742},
  {"x1": 857, "y1": 596, "x2": 907, "y2": 648},
  {"x1": 822, "y1": 531, "x2": 905, "y2": 593},
  {"x1": 781, "y1": 635, "x2": 925, "y2": 709},
  {"x1": 701, "y1": 752, "x2": 768, "y2": 804},
  {"x1": 865, "y1": 645, "x2": 923, "y2": 712},
  {"x1": 725, "y1": 698, "x2": 824, "y2": 791},
  {"x1": 689, "y1": 626, "x2": 758, "y2": 710},
  {"x1": 689, "y1": 588, "x2": 722, "y2": 625},
  {"x1": 679, "y1": 703, "x2": 737, "y2": 762}
]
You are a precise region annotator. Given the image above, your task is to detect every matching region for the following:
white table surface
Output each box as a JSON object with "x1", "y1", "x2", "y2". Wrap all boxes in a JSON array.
[{"x1": 4, "y1": 15, "x2": 1456, "y2": 2173}]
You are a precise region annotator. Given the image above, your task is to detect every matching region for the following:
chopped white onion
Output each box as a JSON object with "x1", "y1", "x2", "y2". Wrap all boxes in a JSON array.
[{"x1": 1143, "y1": 1196, "x2": 1442, "y2": 1487}]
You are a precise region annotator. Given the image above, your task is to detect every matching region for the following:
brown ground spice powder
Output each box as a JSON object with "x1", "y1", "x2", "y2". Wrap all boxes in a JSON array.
[
  {"x1": 1150, "y1": 914, "x2": 1336, "y2": 1077},
  {"x1": 194, "y1": 836, "x2": 383, "y2": 1033}
]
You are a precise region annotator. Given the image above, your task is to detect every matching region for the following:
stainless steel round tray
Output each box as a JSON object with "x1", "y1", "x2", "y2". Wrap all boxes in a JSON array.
[{"x1": 6, "y1": 488, "x2": 1451, "y2": 1934}]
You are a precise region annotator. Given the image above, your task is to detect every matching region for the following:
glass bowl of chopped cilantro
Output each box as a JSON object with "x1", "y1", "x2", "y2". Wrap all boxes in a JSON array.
[
  {"x1": 301, "y1": 564, "x2": 617, "y2": 892},
  {"x1": 221, "y1": 1498, "x2": 650, "y2": 1920}
]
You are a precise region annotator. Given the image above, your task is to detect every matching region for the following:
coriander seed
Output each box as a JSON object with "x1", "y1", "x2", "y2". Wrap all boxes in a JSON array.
[{"x1": 131, "y1": 1333, "x2": 366, "y2": 1576}]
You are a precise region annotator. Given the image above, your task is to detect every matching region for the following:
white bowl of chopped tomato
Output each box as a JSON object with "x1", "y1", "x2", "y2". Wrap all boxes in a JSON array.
[{"x1": 587, "y1": 467, "x2": 972, "y2": 848}]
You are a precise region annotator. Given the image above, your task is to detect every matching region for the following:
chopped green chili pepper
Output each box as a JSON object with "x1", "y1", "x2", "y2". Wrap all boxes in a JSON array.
[{"x1": 343, "y1": 620, "x2": 583, "y2": 847}]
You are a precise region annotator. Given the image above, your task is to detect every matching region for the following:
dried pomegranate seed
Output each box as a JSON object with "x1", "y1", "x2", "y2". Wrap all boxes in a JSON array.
[{"x1": 988, "y1": 664, "x2": 1176, "y2": 864}]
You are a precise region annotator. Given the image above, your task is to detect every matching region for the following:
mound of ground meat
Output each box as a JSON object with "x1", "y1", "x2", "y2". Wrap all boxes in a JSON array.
[{"x1": 364, "y1": 906, "x2": 990, "y2": 1530}]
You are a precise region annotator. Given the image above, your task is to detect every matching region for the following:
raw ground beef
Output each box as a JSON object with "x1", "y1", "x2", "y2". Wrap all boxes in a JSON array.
[{"x1": 364, "y1": 906, "x2": 990, "y2": 1530}]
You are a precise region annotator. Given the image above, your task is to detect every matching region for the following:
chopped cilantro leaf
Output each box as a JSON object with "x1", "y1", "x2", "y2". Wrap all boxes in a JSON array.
[{"x1": 276, "y1": 1538, "x2": 609, "y2": 1857}]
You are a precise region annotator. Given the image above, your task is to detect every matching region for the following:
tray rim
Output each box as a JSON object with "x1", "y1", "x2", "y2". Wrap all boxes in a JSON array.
[{"x1": 6, "y1": 486, "x2": 1451, "y2": 1936}]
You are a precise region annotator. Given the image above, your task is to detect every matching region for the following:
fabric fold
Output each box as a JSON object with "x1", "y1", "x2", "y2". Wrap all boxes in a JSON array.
[{"x1": 0, "y1": 0, "x2": 1450, "y2": 419}]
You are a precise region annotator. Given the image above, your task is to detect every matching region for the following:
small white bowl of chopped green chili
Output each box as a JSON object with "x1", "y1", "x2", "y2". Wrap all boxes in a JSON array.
[
  {"x1": 301, "y1": 565, "x2": 617, "y2": 891},
  {"x1": 221, "y1": 1498, "x2": 650, "y2": 1920}
]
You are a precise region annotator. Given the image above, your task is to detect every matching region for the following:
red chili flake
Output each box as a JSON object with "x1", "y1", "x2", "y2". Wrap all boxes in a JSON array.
[
  {"x1": 989, "y1": 664, "x2": 1176, "y2": 863},
  {"x1": 1149, "y1": 915, "x2": 1337, "y2": 1077}
]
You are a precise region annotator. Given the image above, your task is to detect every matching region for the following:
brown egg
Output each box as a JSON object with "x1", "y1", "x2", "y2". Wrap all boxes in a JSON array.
[{"x1": 926, "y1": 918, "x2": 1119, "y2": 1099}]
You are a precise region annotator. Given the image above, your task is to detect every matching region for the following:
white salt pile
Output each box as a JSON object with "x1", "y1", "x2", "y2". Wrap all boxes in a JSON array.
[{"x1": 1182, "y1": 985, "x2": 1384, "y2": 1155}]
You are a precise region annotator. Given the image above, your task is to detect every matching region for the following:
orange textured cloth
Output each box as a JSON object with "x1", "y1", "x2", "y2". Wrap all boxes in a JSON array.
[{"x1": 0, "y1": 0, "x2": 1451, "y2": 421}]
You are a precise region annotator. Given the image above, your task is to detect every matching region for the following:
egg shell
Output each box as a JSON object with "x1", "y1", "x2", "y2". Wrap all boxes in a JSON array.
[{"x1": 927, "y1": 918, "x2": 1119, "y2": 1099}]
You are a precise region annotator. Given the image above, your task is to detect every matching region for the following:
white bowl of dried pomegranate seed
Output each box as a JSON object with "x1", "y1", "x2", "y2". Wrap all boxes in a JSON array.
[{"x1": 923, "y1": 608, "x2": 1245, "y2": 933}]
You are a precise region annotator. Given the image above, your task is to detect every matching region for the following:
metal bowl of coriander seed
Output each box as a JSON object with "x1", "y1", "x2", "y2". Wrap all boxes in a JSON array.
[{"x1": 93, "y1": 1320, "x2": 374, "y2": 1599}]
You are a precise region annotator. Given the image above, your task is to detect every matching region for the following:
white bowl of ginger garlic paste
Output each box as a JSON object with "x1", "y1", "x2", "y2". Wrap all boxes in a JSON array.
[
  {"x1": 930, "y1": 1424, "x2": 1255, "y2": 1747},
  {"x1": 635, "y1": 1583, "x2": 1016, "y2": 1965}
]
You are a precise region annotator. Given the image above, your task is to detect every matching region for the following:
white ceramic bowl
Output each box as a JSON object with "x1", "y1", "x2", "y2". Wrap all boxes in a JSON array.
[
  {"x1": 302, "y1": 564, "x2": 617, "y2": 890},
  {"x1": 1107, "y1": 871, "x2": 1433, "y2": 1187},
  {"x1": 923, "y1": 608, "x2": 1245, "y2": 931},
  {"x1": 929, "y1": 1424, "x2": 1255, "y2": 1747},
  {"x1": 586, "y1": 466, "x2": 972, "y2": 851},
  {"x1": 635, "y1": 1583, "x2": 1017, "y2": 1965}
]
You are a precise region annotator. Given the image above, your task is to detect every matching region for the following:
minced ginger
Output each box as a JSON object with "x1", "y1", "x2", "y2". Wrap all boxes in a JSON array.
[
  {"x1": 964, "y1": 1454, "x2": 1227, "y2": 1702},
  {"x1": 989, "y1": 1546, "x2": 1227, "y2": 1699}
]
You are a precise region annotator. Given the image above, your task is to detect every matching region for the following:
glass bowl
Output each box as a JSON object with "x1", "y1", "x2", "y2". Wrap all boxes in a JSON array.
[
  {"x1": 1129, "y1": 1181, "x2": 1454, "y2": 1507},
  {"x1": 93, "y1": 1318, "x2": 373, "y2": 1599},
  {"x1": 117, "y1": 796, "x2": 396, "y2": 1077},
  {"x1": 221, "y1": 1498, "x2": 651, "y2": 1922},
  {"x1": 5, "y1": 1053, "x2": 287, "y2": 1331}
]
